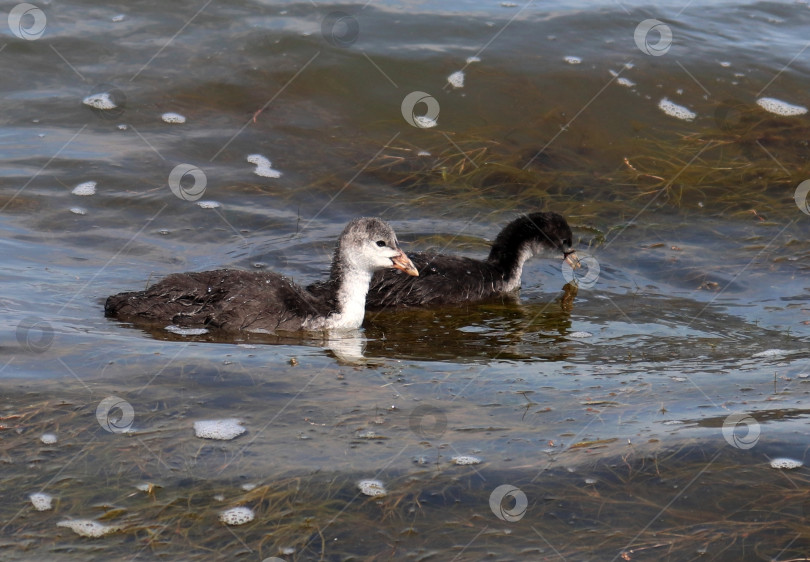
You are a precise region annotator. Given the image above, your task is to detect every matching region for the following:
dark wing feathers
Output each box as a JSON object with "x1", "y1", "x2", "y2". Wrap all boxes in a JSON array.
[
  {"x1": 366, "y1": 253, "x2": 507, "y2": 308},
  {"x1": 105, "y1": 269, "x2": 330, "y2": 332}
]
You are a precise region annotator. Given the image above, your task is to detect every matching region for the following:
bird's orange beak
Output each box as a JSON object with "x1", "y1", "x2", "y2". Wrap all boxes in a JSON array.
[
  {"x1": 391, "y1": 249, "x2": 419, "y2": 276},
  {"x1": 564, "y1": 250, "x2": 580, "y2": 269}
]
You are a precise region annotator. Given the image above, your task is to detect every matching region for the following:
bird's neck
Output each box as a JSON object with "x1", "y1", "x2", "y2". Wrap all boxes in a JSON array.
[
  {"x1": 324, "y1": 266, "x2": 372, "y2": 330},
  {"x1": 487, "y1": 216, "x2": 550, "y2": 292},
  {"x1": 490, "y1": 243, "x2": 535, "y2": 292}
]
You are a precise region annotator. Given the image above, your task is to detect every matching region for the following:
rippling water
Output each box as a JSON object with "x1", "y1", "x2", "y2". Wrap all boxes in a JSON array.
[{"x1": 2, "y1": 1, "x2": 810, "y2": 560}]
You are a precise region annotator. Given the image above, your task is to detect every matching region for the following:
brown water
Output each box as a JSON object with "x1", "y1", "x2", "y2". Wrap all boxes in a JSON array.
[{"x1": 2, "y1": 1, "x2": 810, "y2": 560}]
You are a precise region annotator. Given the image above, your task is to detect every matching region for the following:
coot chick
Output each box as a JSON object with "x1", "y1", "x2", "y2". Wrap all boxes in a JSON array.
[
  {"x1": 105, "y1": 218, "x2": 418, "y2": 333},
  {"x1": 330, "y1": 212, "x2": 577, "y2": 309}
]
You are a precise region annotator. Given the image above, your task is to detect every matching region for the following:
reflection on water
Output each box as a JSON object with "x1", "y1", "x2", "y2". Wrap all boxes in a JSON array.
[{"x1": 2, "y1": 0, "x2": 810, "y2": 559}]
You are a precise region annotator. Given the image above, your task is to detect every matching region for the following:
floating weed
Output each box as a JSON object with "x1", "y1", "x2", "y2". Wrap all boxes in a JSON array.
[
  {"x1": 315, "y1": 109, "x2": 810, "y2": 239},
  {"x1": 4, "y1": 394, "x2": 810, "y2": 559}
]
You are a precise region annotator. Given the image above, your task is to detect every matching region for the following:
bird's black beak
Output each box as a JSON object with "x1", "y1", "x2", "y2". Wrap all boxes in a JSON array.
[
  {"x1": 391, "y1": 249, "x2": 419, "y2": 276},
  {"x1": 563, "y1": 249, "x2": 580, "y2": 269}
]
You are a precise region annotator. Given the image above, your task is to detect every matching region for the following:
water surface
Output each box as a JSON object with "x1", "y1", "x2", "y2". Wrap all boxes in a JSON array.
[{"x1": 2, "y1": 0, "x2": 810, "y2": 560}]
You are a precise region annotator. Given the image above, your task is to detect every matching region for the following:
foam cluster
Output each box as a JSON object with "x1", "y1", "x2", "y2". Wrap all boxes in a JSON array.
[
  {"x1": 219, "y1": 506, "x2": 255, "y2": 526},
  {"x1": 72, "y1": 181, "x2": 96, "y2": 196},
  {"x1": 247, "y1": 154, "x2": 282, "y2": 178},
  {"x1": 83, "y1": 93, "x2": 117, "y2": 110},
  {"x1": 29, "y1": 492, "x2": 53, "y2": 511},
  {"x1": 447, "y1": 71, "x2": 465, "y2": 88},
  {"x1": 451, "y1": 455, "x2": 482, "y2": 465},
  {"x1": 756, "y1": 97, "x2": 807, "y2": 116},
  {"x1": 193, "y1": 419, "x2": 246, "y2": 440},
  {"x1": 57, "y1": 519, "x2": 119, "y2": 538},
  {"x1": 658, "y1": 98, "x2": 696, "y2": 121},
  {"x1": 752, "y1": 349, "x2": 785, "y2": 358},
  {"x1": 161, "y1": 112, "x2": 186, "y2": 124},
  {"x1": 358, "y1": 479, "x2": 387, "y2": 497},
  {"x1": 770, "y1": 457, "x2": 803, "y2": 470}
]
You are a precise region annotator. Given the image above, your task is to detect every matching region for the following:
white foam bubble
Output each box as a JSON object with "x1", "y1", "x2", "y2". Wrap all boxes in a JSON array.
[
  {"x1": 357, "y1": 431, "x2": 386, "y2": 440},
  {"x1": 756, "y1": 97, "x2": 808, "y2": 116},
  {"x1": 111, "y1": 14, "x2": 125, "y2": 22},
  {"x1": 241, "y1": 483, "x2": 257, "y2": 491},
  {"x1": 568, "y1": 331, "x2": 593, "y2": 339},
  {"x1": 161, "y1": 112, "x2": 186, "y2": 124},
  {"x1": 72, "y1": 181, "x2": 96, "y2": 196},
  {"x1": 196, "y1": 200, "x2": 221, "y2": 209},
  {"x1": 247, "y1": 154, "x2": 282, "y2": 178},
  {"x1": 358, "y1": 479, "x2": 387, "y2": 497},
  {"x1": 69, "y1": 207, "x2": 87, "y2": 215},
  {"x1": 770, "y1": 457, "x2": 803, "y2": 470},
  {"x1": 447, "y1": 70, "x2": 465, "y2": 88},
  {"x1": 83, "y1": 93, "x2": 117, "y2": 110},
  {"x1": 246, "y1": 154, "x2": 271, "y2": 167},
  {"x1": 219, "y1": 506, "x2": 255, "y2": 526},
  {"x1": 719, "y1": 61, "x2": 731, "y2": 67},
  {"x1": 57, "y1": 519, "x2": 119, "y2": 538},
  {"x1": 616, "y1": 77, "x2": 636, "y2": 88},
  {"x1": 40, "y1": 433, "x2": 57, "y2": 444},
  {"x1": 414, "y1": 116, "x2": 437, "y2": 128},
  {"x1": 752, "y1": 349, "x2": 787, "y2": 358},
  {"x1": 564, "y1": 56, "x2": 582, "y2": 64},
  {"x1": 658, "y1": 98, "x2": 697, "y2": 121},
  {"x1": 451, "y1": 455, "x2": 482, "y2": 465},
  {"x1": 194, "y1": 419, "x2": 246, "y2": 440},
  {"x1": 466, "y1": 56, "x2": 481, "y2": 63},
  {"x1": 417, "y1": 150, "x2": 431, "y2": 157},
  {"x1": 165, "y1": 325, "x2": 208, "y2": 336},
  {"x1": 29, "y1": 492, "x2": 53, "y2": 511}
]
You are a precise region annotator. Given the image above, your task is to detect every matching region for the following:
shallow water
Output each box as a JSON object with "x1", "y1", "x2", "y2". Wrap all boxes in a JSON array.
[{"x1": 2, "y1": 0, "x2": 810, "y2": 560}]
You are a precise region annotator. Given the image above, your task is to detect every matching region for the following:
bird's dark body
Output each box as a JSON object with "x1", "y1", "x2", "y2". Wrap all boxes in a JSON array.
[
  {"x1": 310, "y1": 212, "x2": 575, "y2": 309},
  {"x1": 105, "y1": 216, "x2": 420, "y2": 333},
  {"x1": 105, "y1": 269, "x2": 331, "y2": 332},
  {"x1": 367, "y1": 253, "x2": 511, "y2": 308}
]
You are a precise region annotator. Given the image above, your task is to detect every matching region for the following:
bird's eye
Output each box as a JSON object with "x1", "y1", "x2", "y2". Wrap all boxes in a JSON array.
[{"x1": 376, "y1": 240, "x2": 386, "y2": 247}]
